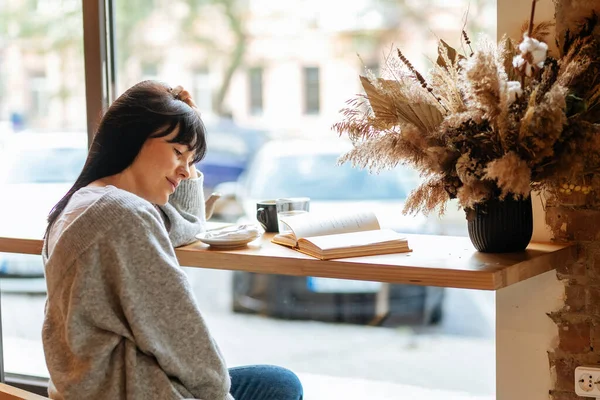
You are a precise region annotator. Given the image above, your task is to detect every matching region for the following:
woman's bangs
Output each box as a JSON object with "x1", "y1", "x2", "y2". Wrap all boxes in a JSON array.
[{"x1": 169, "y1": 112, "x2": 207, "y2": 163}]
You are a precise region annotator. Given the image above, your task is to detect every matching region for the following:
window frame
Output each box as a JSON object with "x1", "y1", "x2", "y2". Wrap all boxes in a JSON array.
[{"x1": 82, "y1": 0, "x2": 112, "y2": 146}]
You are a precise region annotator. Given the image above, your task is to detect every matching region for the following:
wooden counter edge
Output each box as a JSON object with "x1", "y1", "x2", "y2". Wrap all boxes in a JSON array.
[
  {"x1": 0, "y1": 236, "x2": 577, "y2": 291},
  {"x1": 0, "y1": 237, "x2": 43, "y2": 256},
  {"x1": 0, "y1": 383, "x2": 49, "y2": 400},
  {"x1": 491, "y1": 241, "x2": 577, "y2": 289}
]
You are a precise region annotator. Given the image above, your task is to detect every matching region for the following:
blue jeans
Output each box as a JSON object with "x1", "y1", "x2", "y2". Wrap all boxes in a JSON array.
[{"x1": 229, "y1": 365, "x2": 303, "y2": 400}]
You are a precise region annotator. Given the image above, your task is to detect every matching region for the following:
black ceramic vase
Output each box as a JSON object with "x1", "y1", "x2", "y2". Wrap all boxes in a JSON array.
[{"x1": 467, "y1": 195, "x2": 533, "y2": 253}]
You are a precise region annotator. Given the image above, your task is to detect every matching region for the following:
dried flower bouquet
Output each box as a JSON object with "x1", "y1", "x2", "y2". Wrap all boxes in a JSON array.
[{"x1": 333, "y1": 0, "x2": 600, "y2": 217}]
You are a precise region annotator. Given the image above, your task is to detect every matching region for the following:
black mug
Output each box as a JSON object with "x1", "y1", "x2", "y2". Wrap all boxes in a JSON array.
[{"x1": 256, "y1": 200, "x2": 279, "y2": 233}]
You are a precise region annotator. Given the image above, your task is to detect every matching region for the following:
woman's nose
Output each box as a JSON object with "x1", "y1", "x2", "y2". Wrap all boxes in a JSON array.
[{"x1": 178, "y1": 163, "x2": 190, "y2": 179}]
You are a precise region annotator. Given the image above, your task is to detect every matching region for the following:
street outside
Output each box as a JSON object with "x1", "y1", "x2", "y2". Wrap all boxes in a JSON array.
[{"x1": 1, "y1": 267, "x2": 495, "y2": 399}]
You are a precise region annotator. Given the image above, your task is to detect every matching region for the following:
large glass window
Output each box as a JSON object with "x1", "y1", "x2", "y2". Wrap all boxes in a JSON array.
[
  {"x1": 1, "y1": 0, "x2": 497, "y2": 397},
  {"x1": 0, "y1": 0, "x2": 87, "y2": 380}
]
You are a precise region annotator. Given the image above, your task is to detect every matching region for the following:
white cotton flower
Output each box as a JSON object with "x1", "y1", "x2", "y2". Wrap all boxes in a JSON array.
[
  {"x1": 519, "y1": 34, "x2": 548, "y2": 65},
  {"x1": 512, "y1": 33, "x2": 548, "y2": 77},
  {"x1": 512, "y1": 55, "x2": 525, "y2": 69},
  {"x1": 512, "y1": 55, "x2": 534, "y2": 78},
  {"x1": 506, "y1": 80, "x2": 523, "y2": 105}
]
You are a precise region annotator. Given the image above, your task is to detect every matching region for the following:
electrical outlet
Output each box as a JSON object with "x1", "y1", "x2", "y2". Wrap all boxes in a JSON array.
[{"x1": 575, "y1": 366, "x2": 600, "y2": 397}]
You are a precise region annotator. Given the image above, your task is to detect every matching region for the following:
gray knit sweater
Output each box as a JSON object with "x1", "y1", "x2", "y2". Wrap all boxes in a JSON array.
[{"x1": 42, "y1": 178, "x2": 233, "y2": 400}]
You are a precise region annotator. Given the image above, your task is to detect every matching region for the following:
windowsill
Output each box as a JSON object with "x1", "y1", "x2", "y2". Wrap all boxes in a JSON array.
[{"x1": 0, "y1": 233, "x2": 576, "y2": 291}]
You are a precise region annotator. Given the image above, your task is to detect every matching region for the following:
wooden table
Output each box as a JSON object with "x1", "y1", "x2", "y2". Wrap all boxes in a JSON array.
[{"x1": 0, "y1": 233, "x2": 577, "y2": 400}]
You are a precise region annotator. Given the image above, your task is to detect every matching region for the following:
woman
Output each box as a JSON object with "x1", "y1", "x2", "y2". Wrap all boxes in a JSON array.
[{"x1": 42, "y1": 80, "x2": 303, "y2": 400}]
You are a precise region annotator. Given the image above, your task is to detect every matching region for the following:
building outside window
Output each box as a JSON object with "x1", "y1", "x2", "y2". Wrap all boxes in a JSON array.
[
  {"x1": 248, "y1": 66, "x2": 263, "y2": 116},
  {"x1": 303, "y1": 66, "x2": 320, "y2": 115},
  {"x1": 29, "y1": 73, "x2": 49, "y2": 122},
  {"x1": 193, "y1": 67, "x2": 213, "y2": 114}
]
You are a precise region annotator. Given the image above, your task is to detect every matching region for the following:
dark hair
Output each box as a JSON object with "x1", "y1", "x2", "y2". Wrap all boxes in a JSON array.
[{"x1": 45, "y1": 80, "x2": 207, "y2": 238}]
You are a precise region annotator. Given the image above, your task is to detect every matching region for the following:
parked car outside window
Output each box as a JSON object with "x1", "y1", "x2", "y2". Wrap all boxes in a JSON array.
[
  {"x1": 0, "y1": 132, "x2": 87, "y2": 291},
  {"x1": 196, "y1": 118, "x2": 269, "y2": 193},
  {"x1": 217, "y1": 139, "x2": 467, "y2": 326}
]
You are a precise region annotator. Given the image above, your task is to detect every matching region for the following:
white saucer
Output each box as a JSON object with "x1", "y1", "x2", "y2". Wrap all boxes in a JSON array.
[
  {"x1": 196, "y1": 235, "x2": 261, "y2": 248},
  {"x1": 196, "y1": 225, "x2": 262, "y2": 248}
]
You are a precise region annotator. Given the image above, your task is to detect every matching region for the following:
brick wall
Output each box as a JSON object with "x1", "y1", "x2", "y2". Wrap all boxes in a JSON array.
[{"x1": 546, "y1": 206, "x2": 600, "y2": 400}]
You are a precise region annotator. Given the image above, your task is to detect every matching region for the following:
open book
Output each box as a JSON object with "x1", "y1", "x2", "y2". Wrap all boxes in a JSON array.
[{"x1": 271, "y1": 211, "x2": 411, "y2": 260}]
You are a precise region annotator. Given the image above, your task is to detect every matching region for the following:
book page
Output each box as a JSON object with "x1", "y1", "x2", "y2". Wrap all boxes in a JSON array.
[
  {"x1": 300, "y1": 229, "x2": 406, "y2": 251},
  {"x1": 280, "y1": 210, "x2": 380, "y2": 240}
]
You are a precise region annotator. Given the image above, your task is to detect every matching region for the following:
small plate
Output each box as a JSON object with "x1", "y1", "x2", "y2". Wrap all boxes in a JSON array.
[
  {"x1": 196, "y1": 235, "x2": 261, "y2": 248},
  {"x1": 196, "y1": 225, "x2": 262, "y2": 248}
]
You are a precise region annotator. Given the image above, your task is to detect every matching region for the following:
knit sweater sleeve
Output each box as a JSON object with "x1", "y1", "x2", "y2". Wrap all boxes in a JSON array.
[
  {"x1": 157, "y1": 173, "x2": 206, "y2": 247},
  {"x1": 93, "y1": 205, "x2": 232, "y2": 400}
]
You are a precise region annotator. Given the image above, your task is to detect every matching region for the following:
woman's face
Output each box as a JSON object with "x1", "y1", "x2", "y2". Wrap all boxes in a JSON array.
[{"x1": 125, "y1": 126, "x2": 196, "y2": 205}]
